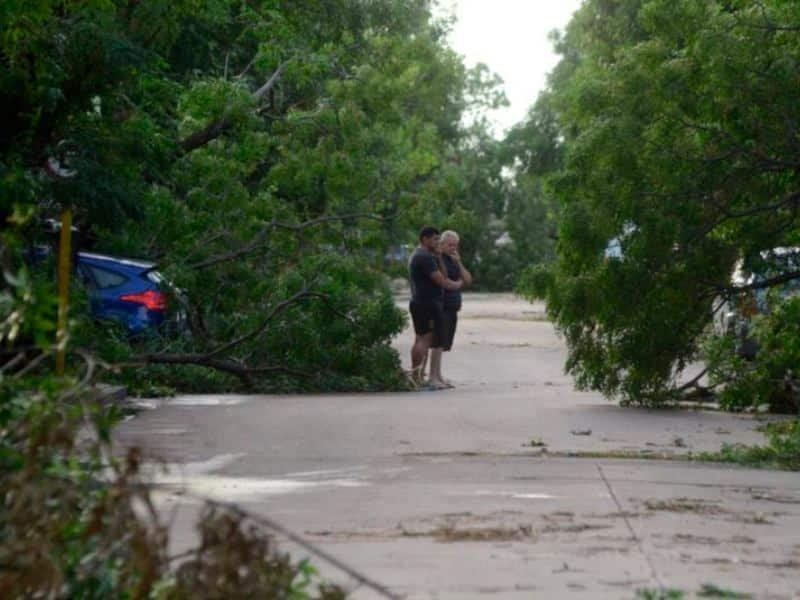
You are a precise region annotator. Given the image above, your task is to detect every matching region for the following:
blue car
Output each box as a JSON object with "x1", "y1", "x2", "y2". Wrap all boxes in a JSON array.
[{"x1": 76, "y1": 252, "x2": 179, "y2": 335}]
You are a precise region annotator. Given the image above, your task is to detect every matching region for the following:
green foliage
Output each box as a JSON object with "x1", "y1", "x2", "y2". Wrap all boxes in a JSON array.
[
  {"x1": 516, "y1": 263, "x2": 556, "y2": 303},
  {"x1": 635, "y1": 585, "x2": 753, "y2": 600},
  {"x1": 706, "y1": 297, "x2": 800, "y2": 413},
  {"x1": 521, "y1": 0, "x2": 800, "y2": 404},
  {"x1": 697, "y1": 584, "x2": 752, "y2": 599},
  {"x1": 636, "y1": 588, "x2": 684, "y2": 600},
  {"x1": 699, "y1": 419, "x2": 800, "y2": 471}
]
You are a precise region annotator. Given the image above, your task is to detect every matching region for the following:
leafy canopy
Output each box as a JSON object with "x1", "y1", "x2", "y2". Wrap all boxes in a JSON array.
[{"x1": 518, "y1": 0, "x2": 800, "y2": 403}]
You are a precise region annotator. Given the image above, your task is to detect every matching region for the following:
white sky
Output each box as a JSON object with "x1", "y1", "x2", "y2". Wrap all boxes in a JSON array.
[{"x1": 436, "y1": 0, "x2": 584, "y2": 136}]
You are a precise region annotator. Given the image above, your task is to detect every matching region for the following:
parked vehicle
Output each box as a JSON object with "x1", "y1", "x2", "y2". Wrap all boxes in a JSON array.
[
  {"x1": 75, "y1": 252, "x2": 185, "y2": 335},
  {"x1": 29, "y1": 219, "x2": 185, "y2": 335},
  {"x1": 714, "y1": 247, "x2": 800, "y2": 358}
]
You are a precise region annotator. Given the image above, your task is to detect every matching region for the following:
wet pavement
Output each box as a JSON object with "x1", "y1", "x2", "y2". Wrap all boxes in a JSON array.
[{"x1": 116, "y1": 294, "x2": 800, "y2": 599}]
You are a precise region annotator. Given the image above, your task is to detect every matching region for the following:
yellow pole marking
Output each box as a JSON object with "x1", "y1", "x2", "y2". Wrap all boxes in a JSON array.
[{"x1": 55, "y1": 208, "x2": 72, "y2": 376}]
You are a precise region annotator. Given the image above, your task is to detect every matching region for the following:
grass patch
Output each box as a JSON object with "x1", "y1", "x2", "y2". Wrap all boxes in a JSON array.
[
  {"x1": 636, "y1": 589, "x2": 684, "y2": 600},
  {"x1": 696, "y1": 419, "x2": 800, "y2": 470},
  {"x1": 697, "y1": 583, "x2": 752, "y2": 598},
  {"x1": 635, "y1": 585, "x2": 752, "y2": 600}
]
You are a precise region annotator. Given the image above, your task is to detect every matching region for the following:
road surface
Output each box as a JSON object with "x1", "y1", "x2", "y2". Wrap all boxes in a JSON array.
[{"x1": 117, "y1": 294, "x2": 800, "y2": 599}]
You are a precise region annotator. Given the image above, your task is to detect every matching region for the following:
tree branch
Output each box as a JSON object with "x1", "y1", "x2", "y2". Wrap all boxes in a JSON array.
[
  {"x1": 124, "y1": 288, "x2": 340, "y2": 384},
  {"x1": 676, "y1": 367, "x2": 709, "y2": 393},
  {"x1": 709, "y1": 269, "x2": 800, "y2": 296},
  {"x1": 189, "y1": 211, "x2": 392, "y2": 270},
  {"x1": 180, "y1": 60, "x2": 290, "y2": 154},
  {"x1": 252, "y1": 60, "x2": 287, "y2": 101},
  {"x1": 205, "y1": 288, "x2": 315, "y2": 359}
]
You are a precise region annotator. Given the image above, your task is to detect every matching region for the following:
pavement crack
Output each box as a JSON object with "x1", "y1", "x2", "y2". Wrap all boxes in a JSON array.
[{"x1": 596, "y1": 463, "x2": 665, "y2": 590}]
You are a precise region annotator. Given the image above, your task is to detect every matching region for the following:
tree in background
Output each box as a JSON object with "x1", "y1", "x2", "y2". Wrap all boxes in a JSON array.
[
  {"x1": 500, "y1": 91, "x2": 564, "y2": 288},
  {"x1": 517, "y1": 0, "x2": 800, "y2": 405}
]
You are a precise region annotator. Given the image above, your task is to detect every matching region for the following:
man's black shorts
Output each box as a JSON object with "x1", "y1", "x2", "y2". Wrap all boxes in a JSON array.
[
  {"x1": 409, "y1": 300, "x2": 444, "y2": 348},
  {"x1": 438, "y1": 306, "x2": 458, "y2": 351}
]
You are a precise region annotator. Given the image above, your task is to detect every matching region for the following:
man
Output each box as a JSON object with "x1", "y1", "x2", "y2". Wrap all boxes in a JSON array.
[
  {"x1": 408, "y1": 226, "x2": 463, "y2": 386},
  {"x1": 428, "y1": 230, "x2": 472, "y2": 388}
]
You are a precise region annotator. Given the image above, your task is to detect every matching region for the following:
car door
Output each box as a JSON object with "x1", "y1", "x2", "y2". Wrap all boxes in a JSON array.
[{"x1": 82, "y1": 263, "x2": 134, "y2": 328}]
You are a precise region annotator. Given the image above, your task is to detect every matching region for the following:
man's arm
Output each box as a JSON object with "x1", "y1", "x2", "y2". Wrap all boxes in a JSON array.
[{"x1": 431, "y1": 270, "x2": 463, "y2": 291}]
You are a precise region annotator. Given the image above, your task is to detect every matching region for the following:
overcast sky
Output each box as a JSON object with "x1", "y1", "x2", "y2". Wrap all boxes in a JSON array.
[{"x1": 436, "y1": 0, "x2": 584, "y2": 135}]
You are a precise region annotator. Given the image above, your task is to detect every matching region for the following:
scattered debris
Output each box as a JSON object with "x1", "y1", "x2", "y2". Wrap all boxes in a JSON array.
[
  {"x1": 431, "y1": 524, "x2": 534, "y2": 543},
  {"x1": 673, "y1": 533, "x2": 720, "y2": 545},
  {"x1": 742, "y1": 559, "x2": 800, "y2": 570},
  {"x1": 750, "y1": 492, "x2": 800, "y2": 504},
  {"x1": 730, "y1": 535, "x2": 756, "y2": 544},
  {"x1": 601, "y1": 578, "x2": 650, "y2": 588},
  {"x1": 642, "y1": 498, "x2": 728, "y2": 515},
  {"x1": 553, "y1": 561, "x2": 585, "y2": 574},
  {"x1": 542, "y1": 523, "x2": 613, "y2": 534},
  {"x1": 581, "y1": 545, "x2": 631, "y2": 555},
  {"x1": 522, "y1": 437, "x2": 547, "y2": 448},
  {"x1": 586, "y1": 511, "x2": 647, "y2": 520},
  {"x1": 567, "y1": 583, "x2": 587, "y2": 590},
  {"x1": 734, "y1": 512, "x2": 775, "y2": 525}
]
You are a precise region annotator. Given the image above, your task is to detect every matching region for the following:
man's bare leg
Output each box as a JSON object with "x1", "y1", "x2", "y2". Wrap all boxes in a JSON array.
[
  {"x1": 411, "y1": 333, "x2": 433, "y2": 385},
  {"x1": 420, "y1": 349, "x2": 430, "y2": 381}
]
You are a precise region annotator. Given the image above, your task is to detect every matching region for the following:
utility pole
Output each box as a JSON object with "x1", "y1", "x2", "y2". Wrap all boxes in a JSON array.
[{"x1": 55, "y1": 207, "x2": 72, "y2": 376}]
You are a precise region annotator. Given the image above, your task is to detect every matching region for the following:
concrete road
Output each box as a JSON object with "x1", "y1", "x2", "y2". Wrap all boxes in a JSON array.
[{"x1": 117, "y1": 294, "x2": 800, "y2": 599}]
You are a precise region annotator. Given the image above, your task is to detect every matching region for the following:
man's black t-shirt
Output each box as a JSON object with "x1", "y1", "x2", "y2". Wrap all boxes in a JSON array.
[
  {"x1": 442, "y1": 254, "x2": 462, "y2": 310},
  {"x1": 409, "y1": 247, "x2": 443, "y2": 303}
]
